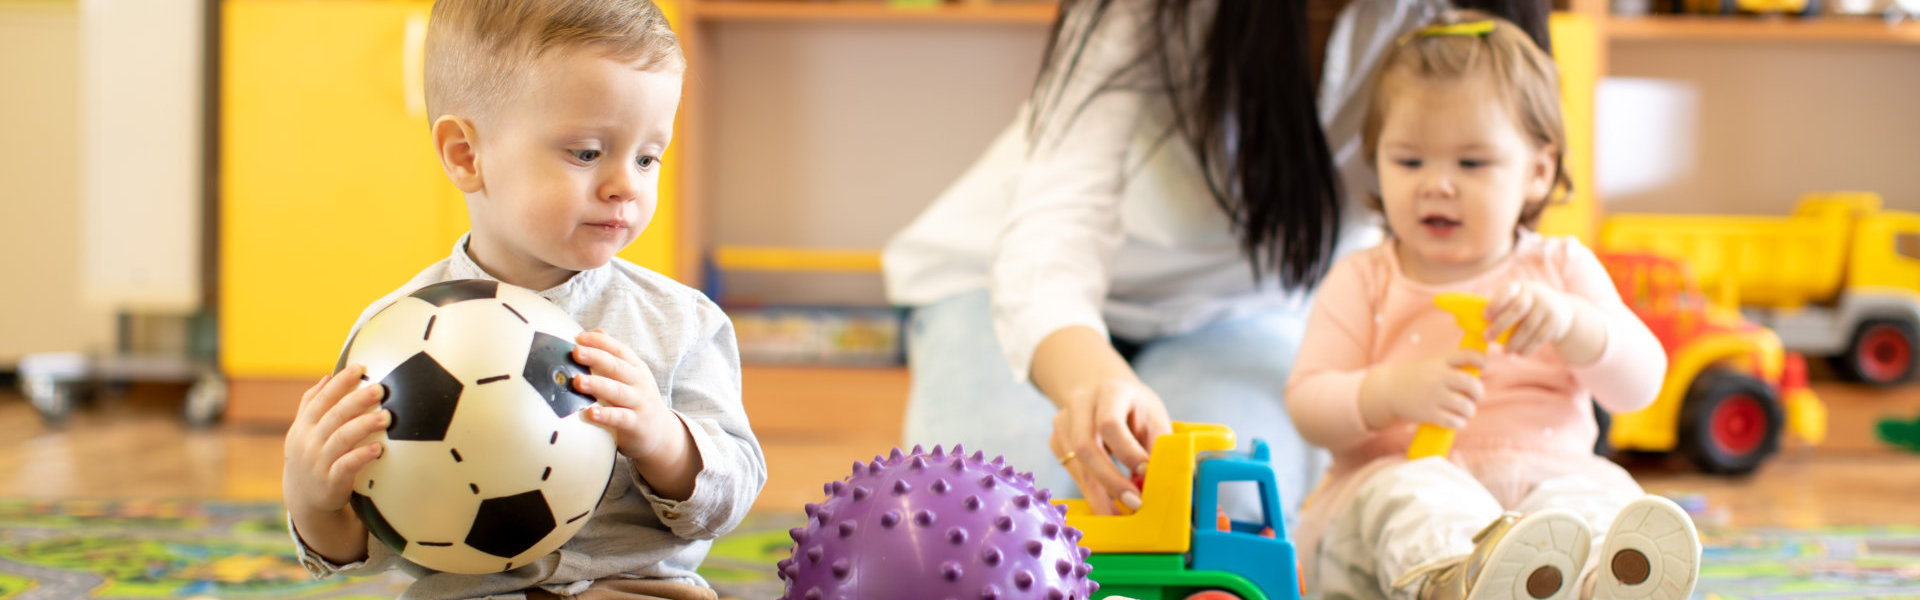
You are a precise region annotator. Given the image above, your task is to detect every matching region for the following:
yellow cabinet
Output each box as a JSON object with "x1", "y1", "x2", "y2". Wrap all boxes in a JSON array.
[{"x1": 220, "y1": 0, "x2": 682, "y2": 381}]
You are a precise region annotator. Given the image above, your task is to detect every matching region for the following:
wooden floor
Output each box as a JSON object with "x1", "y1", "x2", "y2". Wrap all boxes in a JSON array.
[{"x1": 5, "y1": 376, "x2": 1920, "y2": 528}]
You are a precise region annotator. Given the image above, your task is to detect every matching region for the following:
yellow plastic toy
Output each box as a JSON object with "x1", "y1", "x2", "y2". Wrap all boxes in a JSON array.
[
  {"x1": 1058, "y1": 423, "x2": 1234, "y2": 554},
  {"x1": 1594, "y1": 252, "x2": 1826, "y2": 474},
  {"x1": 1602, "y1": 192, "x2": 1920, "y2": 387},
  {"x1": 1408, "y1": 293, "x2": 1514, "y2": 460}
]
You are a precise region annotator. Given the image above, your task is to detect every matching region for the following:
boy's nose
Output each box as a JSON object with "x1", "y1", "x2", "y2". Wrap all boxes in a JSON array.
[{"x1": 598, "y1": 168, "x2": 642, "y2": 203}]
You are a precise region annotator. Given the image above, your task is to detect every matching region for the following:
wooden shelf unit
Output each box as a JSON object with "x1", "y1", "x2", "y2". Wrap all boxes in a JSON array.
[
  {"x1": 1608, "y1": 14, "x2": 1920, "y2": 43},
  {"x1": 691, "y1": 1, "x2": 1058, "y2": 24},
  {"x1": 688, "y1": 1, "x2": 1920, "y2": 44}
]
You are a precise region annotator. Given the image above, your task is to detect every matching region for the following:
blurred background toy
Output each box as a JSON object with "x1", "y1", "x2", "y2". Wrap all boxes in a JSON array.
[
  {"x1": 1595, "y1": 253, "x2": 1827, "y2": 474},
  {"x1": 1603, "y1": 193, "x2": 1920, "y2": 387},
  {"x1": 777, "y1": 444, "x2": 1097, "y2": 600},
  {"x1": 1875, "y1": 412, "x2": 1920, "y2": 453},
  {"x1": 1059, "y1": 423, "x2": 1301, "y2": 600}
]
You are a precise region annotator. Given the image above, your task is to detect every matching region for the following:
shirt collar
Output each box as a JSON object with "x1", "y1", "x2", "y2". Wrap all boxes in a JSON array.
[{"x1": 447, "y1": 233, "x2": 607, "y2": 304}]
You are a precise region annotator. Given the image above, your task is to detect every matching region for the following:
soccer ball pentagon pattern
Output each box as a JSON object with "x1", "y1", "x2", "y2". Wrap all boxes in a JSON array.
[{"x1": 336, "y1": 279, "x2": 616, "y2": 574}]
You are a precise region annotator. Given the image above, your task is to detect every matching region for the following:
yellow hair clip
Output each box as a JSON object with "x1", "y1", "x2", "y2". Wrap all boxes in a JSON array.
[{"x1": 1416, "y1": 20, "x2": 1496, "y2": 38}]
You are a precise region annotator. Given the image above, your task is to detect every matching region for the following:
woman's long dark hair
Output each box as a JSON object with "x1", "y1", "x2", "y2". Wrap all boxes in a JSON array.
[
  {"x1": 1030, "y1": 0, "x2": 1339, "y2": 290},
  {"x1": 1028, "y1": 0, "x2": 1551, "y2": 291}
]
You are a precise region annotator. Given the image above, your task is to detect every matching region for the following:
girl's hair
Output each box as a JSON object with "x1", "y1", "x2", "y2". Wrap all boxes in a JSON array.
[
  {"x1": 1029, "y1": 0, "x2": 1341, "y2": 290},
  {"x1": 1359, "y1": 9, "x2": 1572, "y2": 230}
]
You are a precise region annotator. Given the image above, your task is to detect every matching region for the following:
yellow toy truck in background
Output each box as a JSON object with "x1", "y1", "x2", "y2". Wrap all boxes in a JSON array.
[
  {"x1": 1601, "y1": 192, "x2": 1920, "y2": 386},
  {"x1": 1597, "y1": 252, "x2": 1826, "y2": 474}
]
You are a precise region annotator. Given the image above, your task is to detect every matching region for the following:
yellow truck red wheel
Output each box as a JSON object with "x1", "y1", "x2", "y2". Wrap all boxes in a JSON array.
[{"x1": 1680, "y1": 368, "x2": 1783, "y2": 475}]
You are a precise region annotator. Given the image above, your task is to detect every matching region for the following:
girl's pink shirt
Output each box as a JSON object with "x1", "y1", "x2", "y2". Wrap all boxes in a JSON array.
[{"x1": 1285, "y1": 231, "x2": 1666, "y2": 581}]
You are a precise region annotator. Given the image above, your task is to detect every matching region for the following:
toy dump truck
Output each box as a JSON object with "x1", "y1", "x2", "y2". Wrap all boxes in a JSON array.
[
  {"x1": 1602, "y1": 192, "x2": 1920, "y2": 386},
  {"x1": 1059, "y1": 423, "x2": 1301, "y2": 600}
]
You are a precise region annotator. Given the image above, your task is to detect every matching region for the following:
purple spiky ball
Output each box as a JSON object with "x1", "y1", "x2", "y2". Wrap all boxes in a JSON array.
[{"x1": 776, "y1": 444, "x2": 1098, "y2": 600}]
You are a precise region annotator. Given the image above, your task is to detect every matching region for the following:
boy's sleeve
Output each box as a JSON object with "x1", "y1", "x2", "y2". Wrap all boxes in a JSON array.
[
  {"x1": 629, "y1": 295, "x2": 767, "y2": 540},
  {"x1": 288, "y1": 517, "x2": 399, "y2": 579},
  {"x1": 1284, "y1": 256, "x2": 1383, "y2": 452},
  {"x1": 1559, "y1": 240, "x2": 1668, "y2": 414}
]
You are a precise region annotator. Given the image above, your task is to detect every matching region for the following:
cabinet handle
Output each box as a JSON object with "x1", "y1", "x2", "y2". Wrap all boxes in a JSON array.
[{"x1": 403, "y1": 11, "x2": 428, "y2": 120}]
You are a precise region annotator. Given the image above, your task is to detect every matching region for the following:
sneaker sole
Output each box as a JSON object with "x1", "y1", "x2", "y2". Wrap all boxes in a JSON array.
[
  {"x1": 1468, "y1": 508, "x2": 1591, "y2": 600},
  {"x1": 1593, "y1": 495, "x2": 1701, "y2": 600}
]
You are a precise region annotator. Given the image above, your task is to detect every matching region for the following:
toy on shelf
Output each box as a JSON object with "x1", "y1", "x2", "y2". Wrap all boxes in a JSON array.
[
  {"x1": 1602, "y1": 192, "x2": 1920, "y2": 387},
  {"x1": 1596, "y1": 252, "x2": 1827, "y2": 474},
  {"x1": 705, "y1": 245, "x2": 905, "y2": 367},
  {"x1": 334, "y1": 279, "x2": 616, "y2": 574},
  {"x1": 1408, "y1": 293, "x2": 1515, "y2": 460},
  {"x1": 776, "y1": 444, "x2": 1098, "y2": 600},
  {"x1": 1681, "y1": 0, "x2": 1821, "y2": 16},
  {"x1": 1058, "y1": 423, "x2": 1302, "y2": 600}
]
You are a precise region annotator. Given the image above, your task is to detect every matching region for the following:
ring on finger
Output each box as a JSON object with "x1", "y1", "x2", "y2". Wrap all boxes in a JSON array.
[{"x1": 1058, "y1": 451, "x2": 1078, "y2": 466}]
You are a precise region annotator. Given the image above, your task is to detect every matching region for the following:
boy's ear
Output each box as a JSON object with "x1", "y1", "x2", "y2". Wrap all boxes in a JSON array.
[
  {"x1": 1525, "y1": 143, "x2": 1559, "y2": 202},
  {"x1": 432, "y1": 115, "x2": 484, "y2": 194}
]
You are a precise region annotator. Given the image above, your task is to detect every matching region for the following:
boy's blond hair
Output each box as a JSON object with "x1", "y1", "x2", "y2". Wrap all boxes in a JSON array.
[
  {"x1": 1360, "y1": 9, "x2": 1571, "y2": 230},
  {"x1": 425, "y1": 0, "x2": 684, "y2": 123}
]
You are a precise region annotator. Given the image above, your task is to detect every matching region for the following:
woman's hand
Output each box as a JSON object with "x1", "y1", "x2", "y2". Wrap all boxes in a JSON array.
[{"x1": 1049, "y1": 377, "x2": 1171, "y2": 515}]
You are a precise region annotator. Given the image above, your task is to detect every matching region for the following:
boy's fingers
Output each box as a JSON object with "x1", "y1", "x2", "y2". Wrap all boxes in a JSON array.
[
  {"x1": 586, "y1": 404, "x2": 636, "y2": 432},
  {"x1": 328, "y1": 442, "x2": 384, "y2": 488},
  {"x1": 321, "y1": 409, "x2": 390, "y2": 467},
  {"x1": 315, "y1": 383, "x2": 386, "y2": 441},
  {"x1": 574, "y1": 344, "x2": 656, "y2": 391},
  {"x1": 574, "y1": 374, "x2": 645, "y2": 410},
  {"x1": 299, "y1": 367, "x2": 361, "y2": 425},
  {"x1": 577, "y1": 331, "x2": 643, "y2": 368}
]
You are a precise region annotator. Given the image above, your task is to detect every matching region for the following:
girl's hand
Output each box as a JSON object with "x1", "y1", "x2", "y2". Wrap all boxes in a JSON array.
[
  {"x1": 1359, "y1": 350, "x2": 1487, "y2": 431},
  {"x1": 1485, "y1": 282, "x2": 1577, "y2": 356},
  {"x1": 1049, "y1": 378, "x2": 1171, "y2": 516}
]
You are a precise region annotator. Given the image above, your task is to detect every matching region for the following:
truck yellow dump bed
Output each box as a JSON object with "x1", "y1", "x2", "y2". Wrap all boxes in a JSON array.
[{"x1": 1600, "y1": 193, "x2": 1882, "y2": 310}]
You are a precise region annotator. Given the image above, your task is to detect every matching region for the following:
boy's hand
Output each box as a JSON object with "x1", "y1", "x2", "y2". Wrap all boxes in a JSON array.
[
  {"x1": 283, "y1": 364, "x2": 389, "y2": 521},
  {"x1": 1358, "y1": 350, "x2": 1486, "y2": 431},
  {"x1": 571, "y1": 330, "x2": 700, "y2": 499},
  {"x1": 1485, "y1": 282, "x2": 1577, "y2": 356}
]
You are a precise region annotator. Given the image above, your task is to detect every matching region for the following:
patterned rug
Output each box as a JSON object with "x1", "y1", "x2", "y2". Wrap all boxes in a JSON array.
[{"x1": 0, "y1": 499, "x2": 1915, "y2": 599}]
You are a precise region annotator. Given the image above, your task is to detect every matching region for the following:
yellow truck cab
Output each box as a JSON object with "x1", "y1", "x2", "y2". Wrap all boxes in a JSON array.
[{"x1": 1602, "y1": 192, "x2": 1920, "y2": 387}]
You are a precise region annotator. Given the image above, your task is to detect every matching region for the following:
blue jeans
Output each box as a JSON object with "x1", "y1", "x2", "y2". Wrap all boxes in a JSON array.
[{"x1": 901, "y1": 289, "x2": 1328, "y2": 528}]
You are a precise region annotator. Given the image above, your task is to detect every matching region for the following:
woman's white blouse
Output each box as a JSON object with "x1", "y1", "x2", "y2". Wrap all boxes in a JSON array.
[{"x1": 883, "y1": 0, "x2": 1435, "y2": 380}]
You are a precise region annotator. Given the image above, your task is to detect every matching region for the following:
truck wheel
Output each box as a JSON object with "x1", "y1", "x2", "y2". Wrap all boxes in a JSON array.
[
  {"x1": 1839, "y1": 318, "x2": 1920, "y2": 386},
  {"x1": 1680, "y1": 369, "x2": 1782, "y2": 475}
]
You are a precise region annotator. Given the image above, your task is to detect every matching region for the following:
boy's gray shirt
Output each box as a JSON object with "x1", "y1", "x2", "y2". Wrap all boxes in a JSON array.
[{"x1": 290, "y1": 235, "x2": 767, "y2": 600}]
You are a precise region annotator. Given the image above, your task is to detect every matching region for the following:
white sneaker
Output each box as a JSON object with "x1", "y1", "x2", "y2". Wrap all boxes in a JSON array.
[
  {"x1": 1401, "y1": 508, "x2": 1592, "y2": 600},
  {"x1": 1592, "y1": 495, "x2": 1701, "y2": 600}
]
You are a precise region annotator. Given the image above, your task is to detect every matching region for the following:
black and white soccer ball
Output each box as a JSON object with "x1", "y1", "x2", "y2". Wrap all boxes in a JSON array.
[{"x1": 337, "y1": 279, "x2": 616, "y2": 574}]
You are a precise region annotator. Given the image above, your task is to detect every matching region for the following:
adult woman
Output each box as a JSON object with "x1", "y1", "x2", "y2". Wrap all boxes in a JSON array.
[{"x1": 883, "y1": 0, "x2": 1550, "y2": 519}]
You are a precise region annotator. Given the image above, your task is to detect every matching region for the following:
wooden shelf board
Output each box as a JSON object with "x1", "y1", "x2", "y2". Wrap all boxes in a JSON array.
[
  {"x1": 1607, "y1": 15, "x2": 1920, "y2": 43},
  {"x1": 692, "y1": 1, "x2": 1057, "y2": 25}
]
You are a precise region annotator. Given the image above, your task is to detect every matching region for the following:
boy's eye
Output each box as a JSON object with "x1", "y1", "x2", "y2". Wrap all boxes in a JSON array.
[
  {"x1": 1460, "y1": 159, "x2": 1487, "y2": 169},
  {"x1": 573, "y1": 149, "x2": 601, "y2": 162},
  {"x1": 637, "y1": 155, "x2": 658, "y2": 169},
  {"x1": 1394, "y1": 158, "x2": 1422, "y2": 169}
]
